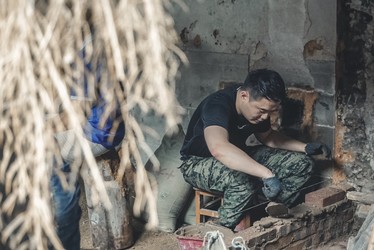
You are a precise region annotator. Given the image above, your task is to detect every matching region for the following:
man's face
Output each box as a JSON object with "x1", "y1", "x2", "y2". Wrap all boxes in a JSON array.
[{"x1": 238, "y1": 91, "x2": 280, "y2": 124}]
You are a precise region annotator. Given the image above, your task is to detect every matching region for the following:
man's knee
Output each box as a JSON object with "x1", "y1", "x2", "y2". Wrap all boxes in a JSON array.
[{"x1": 179, "y1": 157, "x2": 216, "y2": 186}]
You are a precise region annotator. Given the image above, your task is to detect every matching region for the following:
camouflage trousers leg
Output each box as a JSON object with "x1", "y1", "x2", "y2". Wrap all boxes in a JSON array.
[
  {"x1": 245, "y1": 145, "x2": 314, "y2": 206},
  {"x1": 179, "y1": 156, "x2": 258, "y2": 229},
  {"x1": 179, "y1": 146, "x2": 313, "y2": 229}
]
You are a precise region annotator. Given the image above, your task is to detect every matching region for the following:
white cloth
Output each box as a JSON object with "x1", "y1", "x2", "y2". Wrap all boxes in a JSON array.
[{"x1": 55, "y1": 130, "x2": 109, "y2": 164}]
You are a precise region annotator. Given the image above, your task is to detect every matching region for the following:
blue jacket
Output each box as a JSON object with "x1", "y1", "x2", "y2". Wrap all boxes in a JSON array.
[{"x1": 72, "y1": 48, "x2": 125, "y2": 149}]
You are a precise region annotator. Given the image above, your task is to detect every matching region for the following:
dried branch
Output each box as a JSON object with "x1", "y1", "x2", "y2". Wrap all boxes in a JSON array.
[{"x1": 0, "y1": 0, "x2": 186, "y2": 249}]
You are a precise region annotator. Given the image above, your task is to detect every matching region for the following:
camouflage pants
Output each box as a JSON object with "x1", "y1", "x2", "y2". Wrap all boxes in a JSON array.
[{"x1": 179, "y1": 145, "x2": 314, "y2": 229}]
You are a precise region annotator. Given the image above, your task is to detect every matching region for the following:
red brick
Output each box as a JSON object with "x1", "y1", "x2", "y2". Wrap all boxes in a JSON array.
[{"x1": 305, "y1": 187, "x2": 346, "y2": 208}]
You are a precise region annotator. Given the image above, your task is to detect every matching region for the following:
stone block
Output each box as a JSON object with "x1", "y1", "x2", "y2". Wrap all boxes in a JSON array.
[
  {"x1": 305, "y1": 187, "x2": 346, "y2": 208},
  {"x1": 314, "y1": 93, "x2": 334, "y2": 127},
  {"x1": 306, "y1": 60, "x2": 335, "y2": 94}
]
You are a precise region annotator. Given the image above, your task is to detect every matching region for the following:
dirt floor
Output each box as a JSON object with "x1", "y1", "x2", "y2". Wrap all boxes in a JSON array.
[
  {"x1": 80, "y1": 208, "x2": 179, "y2": 249},
  {"x1": 79, "y1": 185, "x2": 180, "y2": 250},
  {"x1": 79, "y1": 202, "x2": 349, "y2": 250}
]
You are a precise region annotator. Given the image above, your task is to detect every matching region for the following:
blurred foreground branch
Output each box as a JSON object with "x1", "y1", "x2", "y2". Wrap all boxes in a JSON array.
[{"x1": 0, "y1": 0, "x2": 186, "y2": 249}]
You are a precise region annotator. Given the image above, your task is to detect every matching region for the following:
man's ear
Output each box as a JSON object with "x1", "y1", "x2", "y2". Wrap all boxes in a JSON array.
[{"x1": 239, "y1": 89, "x2": 250, "y2": 101}]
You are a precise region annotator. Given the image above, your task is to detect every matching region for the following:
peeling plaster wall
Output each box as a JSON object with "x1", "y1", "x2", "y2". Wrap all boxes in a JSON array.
[
  {"x1": 172, "y1": 0, "x2": 336, "y2": 84},
  {"x1": 169, "y1": 0, "x2": 336, "y2": 171},
  {"x1": 336, "y1": 1, "x2": 374, "y2": 190}
]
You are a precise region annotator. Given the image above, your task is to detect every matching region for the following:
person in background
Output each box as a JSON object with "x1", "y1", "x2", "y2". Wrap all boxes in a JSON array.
[
  {"x1": 179, "y1": 69, "x2": 331, "y2": 230},
  {"x1": 50, "y1": 49, "x2": 125, "y2": 250}
]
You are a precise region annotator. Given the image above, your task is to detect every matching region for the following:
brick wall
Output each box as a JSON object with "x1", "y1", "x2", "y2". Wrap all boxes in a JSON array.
[{"x1": 236, "y1": 187, "x2": 356, "y2": 249}]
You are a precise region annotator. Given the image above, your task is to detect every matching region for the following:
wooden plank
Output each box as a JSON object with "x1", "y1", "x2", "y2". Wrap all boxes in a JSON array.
[
  {"x1": 200, "y1": 208, "x2": 219, "y2": 218},
  {"x1": 347, "y1": 191, "x2": 374, "y2": 205}
]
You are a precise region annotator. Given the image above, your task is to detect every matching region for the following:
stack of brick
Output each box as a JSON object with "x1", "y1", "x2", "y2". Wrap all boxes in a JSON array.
[{"x1": 235, "y1": 185, "x2": 355, "y2": 249}]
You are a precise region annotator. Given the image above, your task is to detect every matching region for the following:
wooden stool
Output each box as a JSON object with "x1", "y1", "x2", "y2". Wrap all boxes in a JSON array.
[
  {"x1": 194, "y1": 188, "x2": 223, "y2": 224},
  {"x1": 194, "y1": 188, "x2": 252, "y2": 231}
]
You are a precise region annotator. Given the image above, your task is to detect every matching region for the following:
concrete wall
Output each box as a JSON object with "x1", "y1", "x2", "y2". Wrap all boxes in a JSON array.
[{"x1": 169, "y1": 0, "x2": 336, "y2": 174}]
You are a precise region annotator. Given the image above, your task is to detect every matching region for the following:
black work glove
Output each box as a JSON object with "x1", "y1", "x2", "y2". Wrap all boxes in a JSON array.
[
  {"x1": 262, "y1": 176, "x2": 282, "y2": 201},
  {"x1": 305, "y1": 142, "x2": 331, "y2": 159}
]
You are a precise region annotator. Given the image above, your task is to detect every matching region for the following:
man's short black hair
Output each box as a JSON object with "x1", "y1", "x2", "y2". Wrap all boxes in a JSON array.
[{"x1": 242, "y1": 69, "x2": 286, "y2": 103}]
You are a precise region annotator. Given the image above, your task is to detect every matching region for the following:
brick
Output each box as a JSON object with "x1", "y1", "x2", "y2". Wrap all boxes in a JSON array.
[
  {"x1": 311, "y1": 232, "x2": 324, "y2": 246},
  {"x1": 246, "y1": 228, "x2": 277, "y2": 248},
  {"x1": 342, "y1": 207, "x2": 354, "y2": 221},
  {"x1": 266, "y1": 233, "x2": 296, "y2": 249},
  {"x1": 277, "y1": 220, "x2": 303, "y2": 237},
  {"x1": 343, "y1": 219, "x2": 354, "y2": 234},
  {"x1": 305, "y1": 187, "x2": 346, "y2": 208},
  {"x1": 287, "y1": 238, "x2": 312, "y2": 250},
  {"x1": 317, "y1": 219, "x2": 327, "y2": 231},
  {"x1": 293, "y1": 226, "x2": 315, "y2": 242}
]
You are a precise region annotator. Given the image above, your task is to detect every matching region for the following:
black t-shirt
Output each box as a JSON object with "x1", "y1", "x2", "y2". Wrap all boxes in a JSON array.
[{"x1": 180, "y1": 84, "x2": 271, "y2": 159}]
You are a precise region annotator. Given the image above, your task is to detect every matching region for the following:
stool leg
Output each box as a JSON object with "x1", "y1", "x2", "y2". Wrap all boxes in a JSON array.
[{"x1": 195, "y1": 190, "x2": 201, "y2": 224}]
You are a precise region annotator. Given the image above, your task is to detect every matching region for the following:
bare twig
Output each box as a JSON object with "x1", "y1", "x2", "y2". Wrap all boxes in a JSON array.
[{"x1": 0, "y1": 0, "x2": 186, "y2": 249}]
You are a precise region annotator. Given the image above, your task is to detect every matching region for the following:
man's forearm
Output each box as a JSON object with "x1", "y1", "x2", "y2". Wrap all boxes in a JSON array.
[
  {"x1": 211, "y1": 142, "x2": 273, "y2": 179},
  {"x1": 259, "y1": 130, "x2": 306, "y2": 153}
]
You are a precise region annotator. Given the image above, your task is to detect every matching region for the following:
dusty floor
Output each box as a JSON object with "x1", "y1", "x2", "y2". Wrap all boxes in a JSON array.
[
  {"x1": 79, "y1": 184, "x2": 180, "y2": 250},
  {"x1": 80, "y1": 208, "x2": 179, "y2": 249}
]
